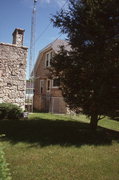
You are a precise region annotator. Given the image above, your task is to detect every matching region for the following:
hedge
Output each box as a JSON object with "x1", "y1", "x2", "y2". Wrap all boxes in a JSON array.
[{"x1": 0, "y1": 103, "x2": 23, "y2": 120}]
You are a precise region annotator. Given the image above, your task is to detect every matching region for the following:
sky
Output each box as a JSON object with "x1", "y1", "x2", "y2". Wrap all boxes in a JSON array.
[{"x1": 0, "y1": 0, "x2": 68, "y2": 79}]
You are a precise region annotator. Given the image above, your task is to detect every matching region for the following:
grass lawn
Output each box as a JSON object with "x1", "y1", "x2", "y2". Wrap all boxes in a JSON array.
[{"x1": 0, "y1": 113, "x2": 119, "y2": 180}]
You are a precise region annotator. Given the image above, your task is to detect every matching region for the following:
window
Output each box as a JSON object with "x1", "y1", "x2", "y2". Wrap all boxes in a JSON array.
[
  {"x1": 45, "y1": 51, "x2": 53, "y2": 67},
  {"x1": 40, "y1": 80, "x2": 44, "y2": 94},
  {"x1": 47, "y1": 79, "x2": 51, "y2": 91},
  {"x1": 26, "y1": 89, "x2": 33, "y2": 94},
  {"x1": 50, "y1": 52, "x2": 53, "y2": 59},
  {"x1": 52, "y1": 78, "x2": 60, "y2": 88},
  {"x1": 46, "y1": 54, "x2": 49, "y2": 67}
]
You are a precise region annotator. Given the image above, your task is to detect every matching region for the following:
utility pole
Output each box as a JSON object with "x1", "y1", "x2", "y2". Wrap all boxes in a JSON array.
[{"x1": 28, "y1": 0, "x2": 37, "y2": 112}]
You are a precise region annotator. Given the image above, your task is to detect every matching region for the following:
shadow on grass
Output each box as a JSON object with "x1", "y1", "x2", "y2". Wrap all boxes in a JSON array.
[{"x1": 0, "y1": 117, "x2": 119, "y2": 147}]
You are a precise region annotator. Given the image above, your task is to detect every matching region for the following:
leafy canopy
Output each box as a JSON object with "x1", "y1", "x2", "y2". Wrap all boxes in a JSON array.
[{"x1": 51, "y1": 0, "x2": 119, "y2": 126}]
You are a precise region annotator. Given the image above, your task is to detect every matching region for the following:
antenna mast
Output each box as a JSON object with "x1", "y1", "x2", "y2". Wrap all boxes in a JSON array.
[{"x1": 28, "y1": 0, "x2": 37, "y2": 112}]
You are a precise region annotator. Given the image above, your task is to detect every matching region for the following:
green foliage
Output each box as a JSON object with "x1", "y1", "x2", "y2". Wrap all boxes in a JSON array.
[
  {"x1": 51, "y1": 0, "x2": 119, "y2": 129},
  {"x1": 0, "y1": 140, "x2": 12, "y2": 180},
  {"x1": 0, "y1": 103, "x2": 23, "y2": 120}
]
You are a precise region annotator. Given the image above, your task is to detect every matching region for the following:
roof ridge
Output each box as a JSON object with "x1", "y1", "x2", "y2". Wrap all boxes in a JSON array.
[{"x1": 38, "y1": 39, "x2": 66, "y2": 53}]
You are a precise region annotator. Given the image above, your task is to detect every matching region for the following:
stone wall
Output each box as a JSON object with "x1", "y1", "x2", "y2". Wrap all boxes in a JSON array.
[{"x1": 0, "y1": 29, "x2": 28, "y2": 110}]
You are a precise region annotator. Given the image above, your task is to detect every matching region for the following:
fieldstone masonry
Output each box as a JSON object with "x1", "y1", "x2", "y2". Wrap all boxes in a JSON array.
[{"x1": 0, "y1": 28, "x2": 28, "y2": 109}]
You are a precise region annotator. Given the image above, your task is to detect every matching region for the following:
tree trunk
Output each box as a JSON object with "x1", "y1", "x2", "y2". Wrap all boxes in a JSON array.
[{"x1": 90, "y1": 114, "x2": 98, "y2": 131}]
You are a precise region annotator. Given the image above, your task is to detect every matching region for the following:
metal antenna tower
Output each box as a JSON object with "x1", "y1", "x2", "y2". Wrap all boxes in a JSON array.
[{"x1": 28, "y1": 0, "x2": 37, "y2": 112}]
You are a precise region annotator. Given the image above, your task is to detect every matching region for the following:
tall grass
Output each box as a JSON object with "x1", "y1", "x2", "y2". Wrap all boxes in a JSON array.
[{"x1": 0, "y1": 140, "x2": 11, "y2": 180}]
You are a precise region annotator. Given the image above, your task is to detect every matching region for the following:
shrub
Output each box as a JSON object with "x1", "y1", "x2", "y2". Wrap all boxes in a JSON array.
[
  {"x1": 0, "y1": 103, "x2": 23, "y2": 120},
  {"x1": 0, "y1": 103, "x2": 9, "y2": 120},
  {"x1": 0, "y1": 141, "x2": 12, "y2": 180}
]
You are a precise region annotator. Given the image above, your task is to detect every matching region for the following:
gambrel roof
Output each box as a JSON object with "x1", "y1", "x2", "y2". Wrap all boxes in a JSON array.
[{"x1": 31, "y1": 39, "x2": 71, "y2": 77}]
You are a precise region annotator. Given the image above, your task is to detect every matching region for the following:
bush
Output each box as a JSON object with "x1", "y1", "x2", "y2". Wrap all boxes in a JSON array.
[
  {"x1": 0, "y1": 103, "x2": 23, "y2": 120},
  {"x1": 0, "y1": 103, "x2": 10, "y2": 120},
  {"x1": 0, "y1": 141, "x2": 12, "y2": 180}
]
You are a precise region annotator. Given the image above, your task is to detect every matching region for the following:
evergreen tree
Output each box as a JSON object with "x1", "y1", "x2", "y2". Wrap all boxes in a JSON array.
[{"x1": 51, "y1": 0, "x2": 119, "y2": 130}]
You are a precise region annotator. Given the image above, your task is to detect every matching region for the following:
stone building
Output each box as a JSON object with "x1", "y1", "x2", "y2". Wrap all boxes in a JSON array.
[
  {"x1": 33, "y1": 39, "x2": 70, "y2": 113},
  {"x1": 0, "y1": 28, "x2": 28, "y2": 110}
]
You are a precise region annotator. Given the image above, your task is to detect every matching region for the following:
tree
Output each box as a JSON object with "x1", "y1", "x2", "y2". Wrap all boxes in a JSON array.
[{"x1": 51, "y1": 0, "x2": 119, "y2": 130}]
